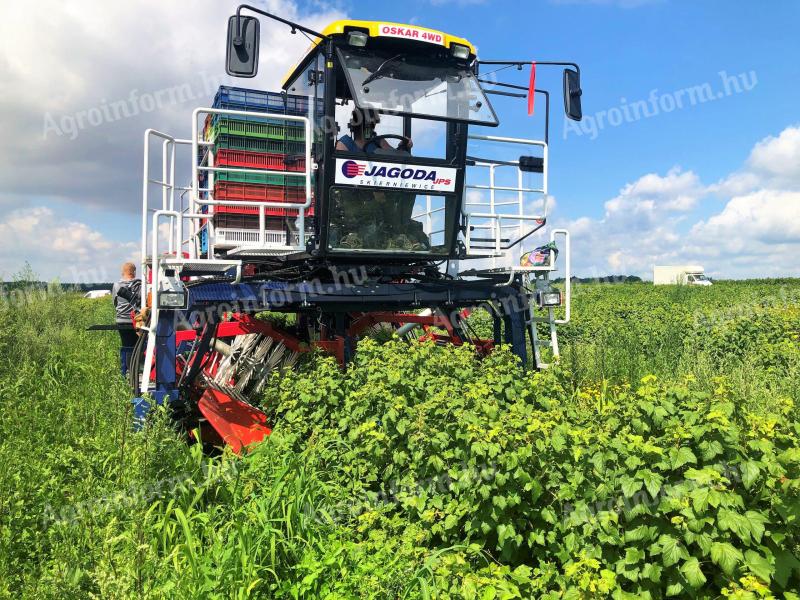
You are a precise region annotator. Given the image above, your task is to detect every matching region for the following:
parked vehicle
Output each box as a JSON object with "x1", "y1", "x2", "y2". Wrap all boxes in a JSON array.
[{"x1": 653, "y1": 265, "x2": 712, "y2": 286}]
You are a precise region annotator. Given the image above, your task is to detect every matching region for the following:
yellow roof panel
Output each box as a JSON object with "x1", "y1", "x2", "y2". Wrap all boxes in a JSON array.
[
  {"x1": 282, "y1": 19, "x2": 476, "y2": 88},
  {"x1": 319, "y1": 20, "x2": 475, "y2": 53}
]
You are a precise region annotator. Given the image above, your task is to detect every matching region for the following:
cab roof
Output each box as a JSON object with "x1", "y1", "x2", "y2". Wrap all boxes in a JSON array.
[{"x1": 282, "y1": 19, "x2": 477, "y2": 88}]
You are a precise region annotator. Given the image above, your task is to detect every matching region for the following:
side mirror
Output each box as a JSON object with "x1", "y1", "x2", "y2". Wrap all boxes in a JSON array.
[
  {"x1": 226, "y1": 15, "x2": 260, "y2": 78},
  {"x1": 563, "y1": 68, "x2": 582, "y2": 121}
]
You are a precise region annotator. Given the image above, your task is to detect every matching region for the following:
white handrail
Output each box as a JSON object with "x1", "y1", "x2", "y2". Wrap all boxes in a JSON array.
[
  {"x1": 550, "y1": 229, "x2": 571, "y2": 324},
  {"x1": 141, "y1": 129, "x2": 175, "y2": 307}
]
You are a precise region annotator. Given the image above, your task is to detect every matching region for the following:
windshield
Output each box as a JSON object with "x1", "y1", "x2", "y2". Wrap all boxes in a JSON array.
[
  {"x1": 337, "y1": 47, "x2": 498, "y2": 126},
  {"x1": 328, "y1": 187, "x2": 454, "y2": 254}
]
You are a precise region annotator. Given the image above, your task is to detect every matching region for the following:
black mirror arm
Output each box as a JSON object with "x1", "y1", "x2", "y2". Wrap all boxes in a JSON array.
[
  {"x1": 477, "y1": 60, "x2": 580, "y2": 80},
  {"x1": 234, "y1": 4, "x2": 329, "y2": 45},
  {"x1": 477, "y1": 79, "x2": 551, "y2": 144}
]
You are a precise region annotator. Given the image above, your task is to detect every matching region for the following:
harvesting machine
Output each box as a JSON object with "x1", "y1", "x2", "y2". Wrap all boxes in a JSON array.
[{"x1": 131, "y1": 7, "x2": 584, "y2": 452}]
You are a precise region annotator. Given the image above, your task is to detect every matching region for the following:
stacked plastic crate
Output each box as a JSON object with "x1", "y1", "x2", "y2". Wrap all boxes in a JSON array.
[{"x1": 199, "y1": 86, "x2": 314, "y2": 253}]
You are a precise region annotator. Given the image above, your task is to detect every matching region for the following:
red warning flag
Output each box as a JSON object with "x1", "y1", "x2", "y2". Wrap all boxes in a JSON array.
[{"x1": 527, "y1": 61, "x2": 537, "y2": 115}]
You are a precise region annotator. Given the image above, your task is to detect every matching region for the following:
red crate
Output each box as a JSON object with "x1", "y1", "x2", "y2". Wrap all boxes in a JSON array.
[
  {"x1": 215, "y1": 149, "x2": 305, "y2": 172},
  {"x1": 213, "y1": 182, "x2": 314, "y2": 217},
  {"x1": 215, "y1": 181, "x2": 308, "y2": 202}
]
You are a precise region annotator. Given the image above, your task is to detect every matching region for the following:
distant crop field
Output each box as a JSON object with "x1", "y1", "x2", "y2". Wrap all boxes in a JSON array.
[{"x1": 1, "y1": 279, "x2": 799, "y2": 598}]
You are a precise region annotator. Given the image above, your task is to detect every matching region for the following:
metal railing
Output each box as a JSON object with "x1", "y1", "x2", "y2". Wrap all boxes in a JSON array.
[{"x1": 462, "y1": 134, "x2": 549, "y2": 262}]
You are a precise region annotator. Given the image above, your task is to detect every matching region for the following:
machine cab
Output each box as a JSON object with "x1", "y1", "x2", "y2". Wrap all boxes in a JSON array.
[{"x1": 279, "y1": 21, "x2": 499, "y2": 263}]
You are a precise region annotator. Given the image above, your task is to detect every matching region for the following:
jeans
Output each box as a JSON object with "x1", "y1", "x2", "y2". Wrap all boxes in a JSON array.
[{"x1": 118, "y1": 328, "x2": 138, "y2": 376}]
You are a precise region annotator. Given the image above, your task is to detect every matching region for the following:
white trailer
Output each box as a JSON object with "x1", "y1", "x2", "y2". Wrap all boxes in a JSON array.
[{"x1": 653, "y1": 265, "x2": 712, "y2": 286}]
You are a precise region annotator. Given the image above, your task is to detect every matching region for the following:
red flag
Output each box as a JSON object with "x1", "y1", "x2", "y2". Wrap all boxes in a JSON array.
[{"x1": 527, "y1": 61, "x2": 536, "y2": 115}]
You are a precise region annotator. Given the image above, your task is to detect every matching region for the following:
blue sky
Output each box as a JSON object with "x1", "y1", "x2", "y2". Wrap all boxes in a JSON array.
[
  {"x1": 1, "y1": 0, "x2": 798, "y2": 281},
  {"x1": 346, "y1": 0, "x2": 798, "y2": 218}
]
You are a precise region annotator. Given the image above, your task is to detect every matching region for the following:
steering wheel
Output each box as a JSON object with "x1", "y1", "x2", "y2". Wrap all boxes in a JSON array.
[{"x1": 367, "y1": 134, "x2": 412, "y2": 153}]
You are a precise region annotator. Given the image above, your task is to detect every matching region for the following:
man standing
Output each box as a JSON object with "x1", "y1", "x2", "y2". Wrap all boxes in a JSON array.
[{"x1": 111, "y1": 262, "x2": 141, "y2": 376}]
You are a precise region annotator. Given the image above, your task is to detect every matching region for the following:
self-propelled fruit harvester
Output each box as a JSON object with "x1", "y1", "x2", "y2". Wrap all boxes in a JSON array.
[{"x1": 131, "y1": 7, "x2": 584, "y2": 452}]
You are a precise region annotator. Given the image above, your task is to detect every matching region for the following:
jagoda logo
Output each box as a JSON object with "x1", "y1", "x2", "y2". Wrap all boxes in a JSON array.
[
  {"x1": 341, "y1": 160, "x2": 366, "y2": 178},
  {"x1": 341, "y1": 160, "x2": 452, "y2": 186}
]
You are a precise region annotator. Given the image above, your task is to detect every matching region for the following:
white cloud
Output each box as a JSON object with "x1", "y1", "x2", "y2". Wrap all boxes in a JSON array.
[
  {"x1": 603, "y1": 167, "x2": 703, "y2": 226},
  {"x1": 0, "y1": 0, "x2": 345, "y2": 280},
  {"x1": 558, "y1": 126, "x2": 800, "y2": 279},
  {"x1": 0, "y1": 208, "x2": 138, "y2": 282},
  {"x1": 0, "y1": 0, "x2": 345, "y2": 210},
  {"x1": 709, "y1": 125, "x2": 800, "y2": 197}
]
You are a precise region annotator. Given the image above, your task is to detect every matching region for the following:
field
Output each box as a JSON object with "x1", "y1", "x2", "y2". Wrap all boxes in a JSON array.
[{"x1": 1, "y1": 279, "x2": 799, "y2": 599}]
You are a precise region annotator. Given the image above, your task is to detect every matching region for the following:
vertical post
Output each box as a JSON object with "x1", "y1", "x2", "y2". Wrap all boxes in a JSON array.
[
  {"x1": 517, "y1": 167, "x2": 524, "y2": 262},
  {"x1": 507, "y1": 290, "x2": 528, "y2": 368},
  {"x1": 170, "y1": 140, "x2": 177, "y2": 254},
  {"x1": 207, "y1": 146, "x2": 215, "y2": 258},
  {"x1": 162, "y1": 139, "x2": 173, "y2": 254},
  {"x1": 489, "y1": 164, "x2": 496, "y2": 269},
  {"x1": 141, "y1": 132, "x2": 151, "y2": 308},
  {"x1": 259, "y1": 205, "x2": 265, "y2": 246},
  {"x1": 154, "y1": 308, "x2": 178, "y2": 404},
  {"x1": 426, "y1": 195, "x2": 432, "y2": 237}
]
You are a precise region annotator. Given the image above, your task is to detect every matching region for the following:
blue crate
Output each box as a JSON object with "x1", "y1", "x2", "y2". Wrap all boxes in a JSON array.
[{"x1": 213, "y1": 86, "x2": 310, "y2": 116}]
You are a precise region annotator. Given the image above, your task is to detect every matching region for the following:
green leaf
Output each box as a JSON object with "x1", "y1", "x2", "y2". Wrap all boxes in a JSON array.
[
  {"x1": 744, "y1": 510, "x2": 767, "y2": 543},
  {"x1": 740, "y1": 460, "x2": 760, "y2": 490},
  {"x1": 659, "y1": 535, "x2": 684, "y2": 568},
  {"x1": 690, "y1": 486, "x2": 710, "y2": 513},
  {"x1": 641, "y1": 562, "x2": 662, "y2": 583},
  {"x1": 639, "y1": 470, "x2": 663, "y2": 499},
  {"x1": 680, "y1": 556, "x2": 707, "y2": 588},
  {"x1": 710, "y1": 541, "x2": 743, "y2": 576},
  {"x1": 774, "y1": 548, "x2": 800, "y2": 588},
  {"x1": 700, "y1": 439, "x2": 723, "y2": 461},
  {"x1": 625, "y1": 547, "x2": 645, "y2": 565},
  {"x1": 670, "y1": 447, "x2": 697, "y2": 470},
  {"x1": 665, "y1": 578, "x2": 684, "y2": 597},
  {"x1": 717, "y1": 509, "x2": 751, "y2": 543},
  {"x1": 492, "y1": 495, "x2": 507, "y2": 510},
  {"x1": 443, "y1": 514, "x2": 459, "y2": 530},
  {"x1": 624, "y1": 525, "x2": 655, "y2": 543},
  {"x1": 621, "y1": 476, "x2": 643, "y2": 499},
  {"x1": 744, "y1": 549, "x2": 773, "y2": 583}
]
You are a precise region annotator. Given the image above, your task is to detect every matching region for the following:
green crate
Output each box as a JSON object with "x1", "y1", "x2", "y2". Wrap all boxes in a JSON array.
[
  {"x1": 213, "y1": 134, "x2": 306, "y2": 155},
  {"x1": 214, "y1": 171, "x2": 307, "y2": 186},
  {"x1": 209, "y1": 117, "x2": 305, "y2": 142}
]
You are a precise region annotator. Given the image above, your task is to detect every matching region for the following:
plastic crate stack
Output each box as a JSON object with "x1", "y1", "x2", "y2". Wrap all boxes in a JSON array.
[{"x1": 199, "y1": 86, "x2": 314, "y2": 252}]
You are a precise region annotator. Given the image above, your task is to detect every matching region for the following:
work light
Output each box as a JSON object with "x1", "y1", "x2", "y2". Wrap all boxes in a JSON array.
[
  {"x1": 535, "y1": 289, "x2": 562, "y2": 308},
  {"x1": 348, "y1": 31, "x2": 368, "y2": 47},
  {"x1": 158, "y1": 276, "x2": 188, "y2": 309},
  {"x1": 159, "y1": 290, "x2": 187, "y2": 309},
  {"x1": 451, "y1": 44, "x2": 470, "y2": 60}
]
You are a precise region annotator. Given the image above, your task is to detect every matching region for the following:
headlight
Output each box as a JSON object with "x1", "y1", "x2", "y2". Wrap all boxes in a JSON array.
[
  {"x1": 159, "y1": 290, "x2": 187, "y2": 308},
  {"x1": 348, "y1": 31, "x2": 368, "y2": 47},
  {"x1": 451, "y1": 43, "x2": 470, "y2": 60},
  {"x1": 535, "y1": 290, "x2": 561, "y2": 308}
]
